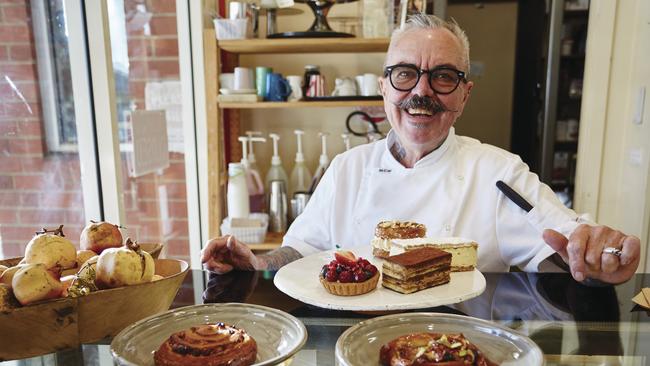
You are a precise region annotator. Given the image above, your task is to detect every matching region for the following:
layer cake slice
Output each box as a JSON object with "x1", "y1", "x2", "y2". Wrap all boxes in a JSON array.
[
  {"x1": 381, "y1": 247, "x2": 451, "y2": 294},
  {"x1": 390, "y1": 237, "x2": 478, "y2": 272},
  {"x1": 371, "y1": 221, "x2": 426, "y2": 258}
]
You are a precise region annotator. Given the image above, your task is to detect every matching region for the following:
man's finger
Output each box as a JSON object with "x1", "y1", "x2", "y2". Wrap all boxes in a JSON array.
[
  {"x1": 566, "y1": 224, "x2": 590, "y2": 282},
  {"x1": 600, "y1": 230, "x2": 625, "y2": 274},
  {"x1": 543, "y1": 229, "x2": 569, "y2": 262},
  {"x1": 619, "y1": 235, "x2": 641, "y2": 267},
  {"x1": 201, "y1": 237, "x2": 228, "y2": 262},
  {"x1": 203, "y1": 258, "x2": 233, "y2": 274}
]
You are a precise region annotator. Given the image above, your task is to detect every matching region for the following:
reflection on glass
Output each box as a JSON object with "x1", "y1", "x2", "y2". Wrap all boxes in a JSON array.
[
  {"x1": 107, "y1": 0, "x2": 190, "y2": 262},
  {"x1": 0, "y1": 0, "x2": 85, "y2": 257}
]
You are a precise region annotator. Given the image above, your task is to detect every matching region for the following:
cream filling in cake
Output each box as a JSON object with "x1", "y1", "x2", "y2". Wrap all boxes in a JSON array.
[
  {"x1": 389, "y1": 237, "x2": 478, "y2": 271},
  {"x1": 371, "y1": 237, "x2": 392, "y2": 252},
  {"x1": 381, "y1": 271, "x2": 451, "y2": 294}
]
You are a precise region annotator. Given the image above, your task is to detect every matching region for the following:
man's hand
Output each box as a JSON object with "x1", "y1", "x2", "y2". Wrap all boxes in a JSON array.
[
  {"x1": 543, "y1": 224, "x2": 640, "y2": 284},
  {"x1": 201, "y1": 235, "x2": 259, "y2": 274}
]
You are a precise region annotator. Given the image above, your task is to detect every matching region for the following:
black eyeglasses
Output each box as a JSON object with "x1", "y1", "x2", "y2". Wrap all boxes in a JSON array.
[{"x1": 384, "y1": 64, "x2": 467, "y2": 94}]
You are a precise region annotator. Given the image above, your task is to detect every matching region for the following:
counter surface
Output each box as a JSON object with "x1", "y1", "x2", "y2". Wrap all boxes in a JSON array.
[{"x1": 3, "y1": 270, "x2": 650, "y2": 365}]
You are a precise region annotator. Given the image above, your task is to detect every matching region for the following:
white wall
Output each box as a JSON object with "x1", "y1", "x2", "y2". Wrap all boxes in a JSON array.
[{"x1": 574, "y1": 0, "x2": 650, "y2": 272}]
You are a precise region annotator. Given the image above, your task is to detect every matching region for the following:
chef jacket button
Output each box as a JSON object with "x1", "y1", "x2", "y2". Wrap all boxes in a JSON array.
[
  {"x1": 456, "y1": 175, "x2": 464, "y2": 181},
  {"x1": 444, "y1": 224, "x2": 451, "y2": 232}
]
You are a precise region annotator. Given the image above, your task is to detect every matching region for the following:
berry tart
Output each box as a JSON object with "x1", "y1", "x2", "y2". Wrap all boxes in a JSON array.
[{"x1": 319, "y1": 251, "x2": 379, "y2": 296}]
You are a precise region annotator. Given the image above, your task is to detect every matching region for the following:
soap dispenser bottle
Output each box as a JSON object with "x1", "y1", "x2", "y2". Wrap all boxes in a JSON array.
[
  {"x1": 245, "y1": 130, "x2": 263, "y2": 175},
  {"x1": 341, "y1": 132, "x2": 351, "y2": 151},
  {"x1": 238, "y1": 136, "x2": 266, "y2": 212},
  {"x1": 289, "y1": 129, "x2": 312, "y2": 198},
  {"x1": 308, "y1": 132, "x2": 330, "y2": 193},
  {"x1": 265, "y1": 133, "x2": 289, "y2": 192}
]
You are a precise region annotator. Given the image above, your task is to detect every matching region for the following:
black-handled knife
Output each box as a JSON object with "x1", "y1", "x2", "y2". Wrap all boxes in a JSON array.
[{"x1": 496, "y1": 180, "x2": 533, "y2": 212}]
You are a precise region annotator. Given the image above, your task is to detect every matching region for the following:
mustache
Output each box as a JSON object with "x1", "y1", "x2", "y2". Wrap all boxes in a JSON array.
[{"x1": 395, "y1": 95, "x2": 458, "y2": 113}]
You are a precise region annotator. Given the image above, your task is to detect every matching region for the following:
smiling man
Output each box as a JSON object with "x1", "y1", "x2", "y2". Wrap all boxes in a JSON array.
[{"x1": 202, "y1": 14, "x2": 640, "y2": 285}]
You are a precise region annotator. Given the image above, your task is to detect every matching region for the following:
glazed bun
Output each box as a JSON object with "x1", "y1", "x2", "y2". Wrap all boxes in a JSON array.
[{"x1": 154, "y1": 323, "x2": 256, "y2": 366}]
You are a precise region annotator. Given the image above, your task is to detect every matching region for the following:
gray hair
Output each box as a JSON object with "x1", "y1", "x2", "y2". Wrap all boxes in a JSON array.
[{"x1": 387, "y1": 14, "x2": 471, "y2": 75}]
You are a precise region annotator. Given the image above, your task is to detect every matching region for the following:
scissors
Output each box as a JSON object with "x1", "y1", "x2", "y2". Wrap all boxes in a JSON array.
[{"x1": 345, "y1": 111, "x2": 385, "y2": 142}]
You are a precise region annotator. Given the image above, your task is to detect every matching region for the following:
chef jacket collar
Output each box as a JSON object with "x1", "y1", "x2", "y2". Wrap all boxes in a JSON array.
[{"x1": 382, "y1": 127, "x2": 456, "y2": 169}]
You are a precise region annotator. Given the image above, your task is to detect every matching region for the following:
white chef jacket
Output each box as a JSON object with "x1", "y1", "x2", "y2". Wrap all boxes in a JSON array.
[{"x1": 282, "y1": 128, "x2": 584, "y2": 272}]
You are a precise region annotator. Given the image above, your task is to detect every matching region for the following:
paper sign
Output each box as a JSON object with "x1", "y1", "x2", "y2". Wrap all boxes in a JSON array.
[
  {"x1": 145, "y1": 81, "x2": 184, "y2": 153},
  {"x1": 129, "y1": 110, "x2": 170, "y2": 177}
]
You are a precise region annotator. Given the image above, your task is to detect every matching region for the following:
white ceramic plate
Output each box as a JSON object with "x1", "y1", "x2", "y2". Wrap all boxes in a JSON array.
[
  {"x1": 110, "y1": 303, "x2": 307, "y2": 366},
  {"x1": 220, "y1": 88, "x2": 257, "y2": 95},
  {"x1": 274, "y1": 246, "x2": 486, "y2": 311},
  {"x1": 336, "y1": 312, "x2": 543, "y2": 366}
]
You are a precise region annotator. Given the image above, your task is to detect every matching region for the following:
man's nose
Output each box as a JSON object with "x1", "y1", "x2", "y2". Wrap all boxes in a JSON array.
[{"x1": 411, "y1": 73, "x2": 435, "y2": 96}]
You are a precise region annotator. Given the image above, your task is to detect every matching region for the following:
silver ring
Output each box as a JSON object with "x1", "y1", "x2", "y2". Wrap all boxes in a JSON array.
[{"x1": 603, "y1": 247, "x2": 622, "y2": 257}]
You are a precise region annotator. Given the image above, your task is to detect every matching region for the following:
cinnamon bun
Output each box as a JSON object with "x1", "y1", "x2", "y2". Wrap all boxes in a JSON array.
[
  {"x1": 379, "y1": 332, "x2": 497, "y2": 366},
  {"x1": 154, "y1": 322, "x2": 257, "y2": 366}
]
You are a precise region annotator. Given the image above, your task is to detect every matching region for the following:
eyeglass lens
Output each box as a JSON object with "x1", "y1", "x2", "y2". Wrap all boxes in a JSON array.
[{"x1": 389, "y1": 65, "x2": 461, "y2": 93}]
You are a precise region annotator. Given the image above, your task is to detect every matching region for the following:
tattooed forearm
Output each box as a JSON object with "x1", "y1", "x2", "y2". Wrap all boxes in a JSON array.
[{"x1": 257, "y1": 246, "x2": 303, "y2": 271}]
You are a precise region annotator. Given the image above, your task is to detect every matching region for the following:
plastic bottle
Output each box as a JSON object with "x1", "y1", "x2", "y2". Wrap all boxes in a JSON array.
[
  {"x1": 238, "y1": 136, "x2": 266, "y2": 213},
  {"x1": 308, "y1": 132, "x2": 330, "y2": 193},
  {"x1": 265, "y1": 133, "x2": 289, "y2": 193},
  {"x1": 289, "y1": 129, "x2": 312, "y2": 198},
  {"x1": 227, "y1": 162, "x2": 249, "y2": 219}
]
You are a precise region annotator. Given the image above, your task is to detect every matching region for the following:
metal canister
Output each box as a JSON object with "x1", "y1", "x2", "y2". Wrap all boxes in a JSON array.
[
  {"x1": 302, "y1": 65, "x2": 320, "y2": 97},
  {"x1": 268, "y1": 180, "x2": 288, "y2": 232},
  {"x1": 291, "y1": 191, "x2": 311, "y2": 221}
]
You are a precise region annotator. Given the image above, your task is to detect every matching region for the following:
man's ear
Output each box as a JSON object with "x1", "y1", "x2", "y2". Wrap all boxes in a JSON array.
[
  {"x1": 378, "y1": 77, "x2": 387, "y2": 97},
  {"x1": 462, "y1": 81, "x2": 474, "y2": 103}
]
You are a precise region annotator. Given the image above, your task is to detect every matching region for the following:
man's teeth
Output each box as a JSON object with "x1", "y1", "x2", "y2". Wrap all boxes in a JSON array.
[{"x1": 407, "y1": 108, "x2": 433, "y2": 116}]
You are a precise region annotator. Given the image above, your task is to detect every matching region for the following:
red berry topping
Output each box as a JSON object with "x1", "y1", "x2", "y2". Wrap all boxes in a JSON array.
[
  {"x1": 326, "y1": 270, "x2": 338, "y2": 282},
  {"x1": 339, "y1": 271, "x2": 353, "y2": 283}
]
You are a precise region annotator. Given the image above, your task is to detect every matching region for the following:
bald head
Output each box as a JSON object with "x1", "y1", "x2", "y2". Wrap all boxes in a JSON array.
[{"x1": 386, "y1": 14, "x2": 470, "y2": 74}]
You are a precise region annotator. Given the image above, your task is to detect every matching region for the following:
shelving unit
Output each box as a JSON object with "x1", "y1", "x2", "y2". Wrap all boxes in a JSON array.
[
  {"x1": 548, "y1": 4, "x2": 589, "y2": 202},
  {"x1": 203, "y1": 30, "x2": 390, "y2": 243},
  {"x1": 218, "y1": 100, "x2": 384, "y2": 109},
  {"x1": 218, "y1": 38, "x2": 389, "y2": 54}
]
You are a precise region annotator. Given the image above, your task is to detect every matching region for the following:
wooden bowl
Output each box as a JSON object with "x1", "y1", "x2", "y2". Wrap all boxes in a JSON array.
[
  {"x1": 0, "y1": 257, "x2": 189, "y2": 361},
  {"x1": 139, "y1": 242, "x2": 163, "y2": 259}
]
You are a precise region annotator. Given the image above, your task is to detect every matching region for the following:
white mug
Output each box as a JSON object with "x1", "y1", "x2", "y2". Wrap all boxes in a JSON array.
[
  {"x1": 332, "y1": 77, "x2": 357, "y2": 96},
  {"x1": 355, "y1": 75, "x2": 364, "y2": 95},
  {"x1": 362, "y1": 73, "x2": 379, "y2": 96},
  {"x1": 219, "y1": 73, "x2": 235, "y2": 90},
  {"x1": 233, "y1": 67, "x2": 254, "y2": 90},
  {"x1": 286, "y1": 75, "x2": 303, "y2": 102}
]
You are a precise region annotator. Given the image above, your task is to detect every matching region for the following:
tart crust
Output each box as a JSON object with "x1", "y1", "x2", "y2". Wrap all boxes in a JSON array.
[{"x1": 319, "y1": 271, "x2": 380, "y2": 296}]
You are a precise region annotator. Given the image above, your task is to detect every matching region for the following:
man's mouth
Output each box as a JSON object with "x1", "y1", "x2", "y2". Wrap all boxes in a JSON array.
[
  {"x1": 406, "y1": 107, "x2": 434, "y2": 116},
  {"x1": 397, "y1": 95, "x2": 447, "y2": 117}
]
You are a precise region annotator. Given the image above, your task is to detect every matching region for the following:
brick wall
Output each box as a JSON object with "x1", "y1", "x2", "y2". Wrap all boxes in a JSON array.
[{"x1": 0, "y1": 0, "x2": 190, "y2": 263}]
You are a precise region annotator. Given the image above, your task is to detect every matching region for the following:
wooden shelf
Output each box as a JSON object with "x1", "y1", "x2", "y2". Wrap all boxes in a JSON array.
[
  {"x1": 218, "y1": 100, "x2": 384, "y2": 109},
  {"x1": 248, "y1": 232, "x2": 283, "y2": 251},
  {"x1": 217, "y1": 38, "x2": 390, "y2": 54}
]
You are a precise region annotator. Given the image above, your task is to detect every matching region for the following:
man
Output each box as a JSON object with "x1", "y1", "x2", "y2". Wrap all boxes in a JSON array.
[{"x1": 203, "y1": 14, "x2": 640, "y2": 284}]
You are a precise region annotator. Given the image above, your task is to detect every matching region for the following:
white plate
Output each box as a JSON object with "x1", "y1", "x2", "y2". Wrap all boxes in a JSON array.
[
  {"x1": 336, "y1": 312, "x2": 543, "y2": 366},
  {"x1": 274, "y1": 246, "x2": 486, "y2": 311},
  {"x1": 110, "y1": 303, "x2": 307, "y2": 366},
  {"x1": 220, "y1": 88, "x2": 257, "y2": 95}
]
